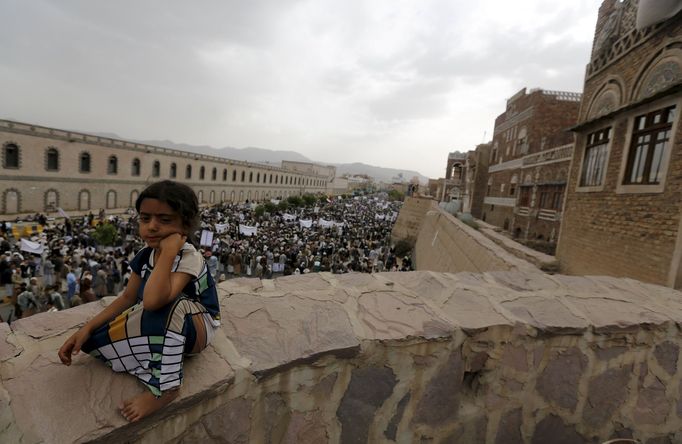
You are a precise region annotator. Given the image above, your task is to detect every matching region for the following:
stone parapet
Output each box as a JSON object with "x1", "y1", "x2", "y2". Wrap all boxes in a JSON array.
[
  {"x1": 3, "y1": 271, "x2": 682, "y2": 443},
  {"x1": 390, "y1": 196, "x2": 438, "y2": 244},
  {"x1": 413, "y1": 205, "x2": 539, "y2": 274}
]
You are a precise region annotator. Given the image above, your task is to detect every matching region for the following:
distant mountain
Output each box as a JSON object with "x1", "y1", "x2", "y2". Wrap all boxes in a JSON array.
[
  {"x1": 127, "y1": 138, "x2": 312, "y2": 165},
  {"x1": 87, "y1": 131, "x2": 427, "y2": 183},
  {"x1": 332, "y1": 162, "x2": 429, "y2": 184}
]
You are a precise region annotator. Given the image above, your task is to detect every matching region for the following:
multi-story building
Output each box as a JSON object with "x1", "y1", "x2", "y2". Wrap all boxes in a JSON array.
[
  {"x1": 441, "y1": 151, "x2": 467, "y2": 201},
  {"x1": 461, "y1": 143, "x2": 491, "y2": 219},
  {"x1": 557, "y1": 0, "x2": 682, "y2": 289},
  {"x1": 281, "y1": 160, "x2": 350, "y2": 196},
  {"x1": 0, "y1": 119, "x2": 328, "y2": 215},
  {"x1": 482, "y1": 87, "x2": 580, "y2": 248}
]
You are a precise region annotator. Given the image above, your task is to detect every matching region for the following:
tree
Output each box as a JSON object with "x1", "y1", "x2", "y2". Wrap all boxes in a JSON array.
[
  {"x1": 302, "y1": 194, "x2": 316, "y2": 207},
  {"x1": 388, "y1": 189, "x2": 405, "y2": 201},
  {"x1": 263, "y1": 202, "x2": 277, "y2": 213},
  {"x1": 254, "y1": 205, "x2": 265, "y2": 218},
  {"x1": 287, "y1": 195, "x2": 303, "y2": 207},
  {"x1": 277, "y1": 200, "x2": 290, "y2": 211},
  {"x1": 91, "y1": 223, "x2": 118, "y2": 246}
]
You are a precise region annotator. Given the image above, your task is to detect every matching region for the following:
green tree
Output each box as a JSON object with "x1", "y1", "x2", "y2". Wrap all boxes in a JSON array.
[
  {"x1": 91, "y1": 223, "x2": 119, "y2": 246},
  {"x1": 388, "y1": 189, "x2": 405, "y2": 201},
  {"x1": 287, "y1": 195, "x2": 303, "y2": 207},
  {"x1": 254, "y1": 205, "x2": 265, "y2": 218},
  {"x1": 277, "y1": 200, "x2": 290, "y2": 211},
  {"x1": 263, "y1": 202, "x2": 277, "y2": 213},
  {"x1": 302, "y1": 194, "x2": 316, "y2": 207}
]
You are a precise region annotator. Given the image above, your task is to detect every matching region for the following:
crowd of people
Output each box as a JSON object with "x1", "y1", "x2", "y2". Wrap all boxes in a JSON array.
[{"x1": 0, "y1": 193, "x2": 408, "y2": 323}]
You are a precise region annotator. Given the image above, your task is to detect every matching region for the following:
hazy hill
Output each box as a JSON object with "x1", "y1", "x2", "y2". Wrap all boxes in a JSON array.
[{"x1": 88, "y1": 132, "x2": 428, "y2": 183}]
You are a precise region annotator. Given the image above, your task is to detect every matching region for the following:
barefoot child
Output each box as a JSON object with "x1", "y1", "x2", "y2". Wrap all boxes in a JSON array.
[{"x1": 58, "y1": 180, "x2": 220, "y2": 422}]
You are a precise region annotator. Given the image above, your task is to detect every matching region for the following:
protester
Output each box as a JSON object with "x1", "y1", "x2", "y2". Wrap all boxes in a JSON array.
[{"x1": 0, "y1": 191, "x2": 405, "y2": 324}]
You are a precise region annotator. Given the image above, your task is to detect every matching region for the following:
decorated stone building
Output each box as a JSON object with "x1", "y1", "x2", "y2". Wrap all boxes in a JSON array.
[
  {"x1": 0, "y1": 119, "x2": 329, "y2": 215},
  {"x1": 557, "y1": 0, "x2": 682, "y2": 289},
  {"x1": 482, "y1": 87, "x2": 580, "y2": 249}
]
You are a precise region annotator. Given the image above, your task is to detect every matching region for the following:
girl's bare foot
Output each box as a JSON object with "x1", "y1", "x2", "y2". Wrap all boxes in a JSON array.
[{"x1": 119, "y1": 389, "x2": 179, "y2": 422}]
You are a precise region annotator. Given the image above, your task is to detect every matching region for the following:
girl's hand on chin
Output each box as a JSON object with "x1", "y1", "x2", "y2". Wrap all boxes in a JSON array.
[{"x1": 158, "y1": 233, "x2": 187, "y2": 254}]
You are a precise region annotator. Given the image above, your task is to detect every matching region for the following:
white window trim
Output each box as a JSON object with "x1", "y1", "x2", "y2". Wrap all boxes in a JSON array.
[
  {"x1": 575, "y1": 124, "x2": 614, "y2": 193},
  {"x1": 616, "y1": 96, "x2": 682, "y2": 195}
]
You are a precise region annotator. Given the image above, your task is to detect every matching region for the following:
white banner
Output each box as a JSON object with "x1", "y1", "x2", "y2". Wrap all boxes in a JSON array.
[
  {"x1": 20, "y1": 239, "x2": 44, "y2": 255},
  {"x1": 375, "y1": 214, "x2": 386, "y2": 220},
  {"x1": 299, "y1": 219, "x2": 313, "y2": 228},
  {"x1": 239, "y1": 225, "x2": 258, "y2": 236},
  {"x1": 200, "y1": 230, "x2": 214, "y2": 247},
  {"x1": 282, "y1": 213, "x2": 296, "y2": 221},
  {"x1": 318, "y1": 219, "x2": 334, "y2": 228},
  {"x1": 314, "y1": 206, "x2": 320, "y2": 213},
  {"x1": 57, "y1": 207, "x2": 70, "y2": 219},
  {"x1": 271, "y1": 199, "x2": 280, "y2": 205},
  {"x1": 215, "y1": 223, "x2": 229, "y2": 234}
]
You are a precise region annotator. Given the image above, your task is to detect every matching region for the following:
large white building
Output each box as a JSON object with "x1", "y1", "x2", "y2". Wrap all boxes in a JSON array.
[{"x1": 0, "y1": 119, "x2": 329, "y2": 215}]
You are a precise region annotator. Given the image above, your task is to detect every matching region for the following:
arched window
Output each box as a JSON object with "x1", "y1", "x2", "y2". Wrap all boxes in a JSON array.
[
  {"x1": 241, "y1": 171, "x2": 245, "y2": 182},
  {"x1": 152, "y1": 160, "x2": 160, "y2": 177},
  {"x1": 198, "y1": 190, "x2": 204, "y2": 203},
  {"x1": 221, "y1": 190, "x2": 226, "y2": 202},
  {"x1": 212, "y1": 167, "x2": 217, "y2": 181},
  {"x1": 78, "y1": 190, "x2": 90, "y2": 211},
  {"x1": 79, "y1": 152, "x2": 91, "y2": 173},
  {"x1": 186, "y1": 165, "x2": 192, "y2": 179},
  {"x1": 247, "y1": 190, "x2": 251, "y2": 201},
  {"x1": 170, "y1": 162, "x2": 177, "y2": 178},
  {"x1": 108, "y1": 156, "x2": 118, "y2": 174},
  {"x1": 233, "y1": 170, "x2": 237, "y2": 181},
  {"x1": 132, "y1": 158, "x2": 141, "y2": 176},
  {"x1": 239, "y1": 190, "x2": 244, "y2": 202},
  {"x1": 130, "y1": 190, "x2": 139, "y2": 207},
  {"x1": 257, "y1": 173, "x2": 260, "y2": 183},
  {"x1": 269, "y1": 174, "x2": 273, "y2": 184},
  {"x1": 249, "y1": 172, "x2": 253, "y2": 183},
  {"x1": 223, "y1": 169, "x2": 227, "y2": 181},
  {"x1": 275, "y1": 175, "x2": 279, "y2": 184},
  {"x1": 255, "y1": 190, "x2": 259, "y2": 201},
  {"x1": 209, "y1": 190, "x2": 215, "y2": 203},
  {"x1": 200, "y1": 166, "x2": 206, "y2": 180},
  {"x1": 44, "y1": 189, "x2": 58, "y2": 212},
  {"x1": 3, "y1": 189, "x2": 19, "y2": 214},
  {"x1": 46, "y1": 147, "x2": 59, "y2": 171},
  {"x1": 231, "y1": 191, "x2": 235, "y2": 202},
  {"x1": 106, "y1": 190, "x2": 117, "y2": 209},
  {"x1": 3, "y1": 143, "x2": 19, "y2": 168}
]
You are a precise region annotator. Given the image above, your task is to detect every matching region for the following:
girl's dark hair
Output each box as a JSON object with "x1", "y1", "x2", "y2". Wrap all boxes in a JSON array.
[{"x1": 135, "y1": 180, "x2": 200, "y2": 245}]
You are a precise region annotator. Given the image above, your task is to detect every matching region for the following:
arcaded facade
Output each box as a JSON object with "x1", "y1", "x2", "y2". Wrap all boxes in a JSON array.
[
  {"x1": 0, "y1": 120, "x2": 328, "y2": 215},
  {"x1": 482, "y1": 88, "x2": 580, "y2": 247},
  {"x1": 557, "y1": 0, "x2": 682, "y2": 289}
]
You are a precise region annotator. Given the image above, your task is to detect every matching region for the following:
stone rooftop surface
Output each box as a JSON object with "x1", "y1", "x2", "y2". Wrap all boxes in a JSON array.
[{"x1": 2, "y1": 271, "x2": 682, "y2": 443}]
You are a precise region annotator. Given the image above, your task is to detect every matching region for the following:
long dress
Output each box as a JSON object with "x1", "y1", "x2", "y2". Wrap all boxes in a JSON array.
[{"x1": 81, "y1": 243, "x2": 221, "y2": 396}]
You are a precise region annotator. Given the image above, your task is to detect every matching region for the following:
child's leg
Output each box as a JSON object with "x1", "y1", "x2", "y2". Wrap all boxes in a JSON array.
[{"x1": 190, "y1": 313, "x2": 207, "y2": 354}]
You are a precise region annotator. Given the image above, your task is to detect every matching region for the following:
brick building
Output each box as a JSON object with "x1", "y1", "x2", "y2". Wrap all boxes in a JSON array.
[
  {"x1": 557, "y1": 0, "x2": 682, "y2": 289},
  {"x1": 0, "y1": 119, "x2": 328, "y2": 215},
  {"x1": 482, "y1": 88, "x2": 580, "y2": 250},
  {"x1": 462, "y1": 143, "x2": 490, "y2": 219}
]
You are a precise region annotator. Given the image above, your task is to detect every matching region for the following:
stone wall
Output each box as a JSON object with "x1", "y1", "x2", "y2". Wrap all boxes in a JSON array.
[
  {"x1": 390, "y1": 196, "x2": 438, "y2": 244},
  {"x1": 413, "y1": 204, "x2": 539, "y2": 274},
  {"x1": 4, "y1": 271, "x2": 682, "y2": 443}
]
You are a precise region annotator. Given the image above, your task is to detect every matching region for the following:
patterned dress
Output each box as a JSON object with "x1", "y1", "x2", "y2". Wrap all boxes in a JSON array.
[{"x1": 82, "y1": 243, "x2": 220, "y2": 396}]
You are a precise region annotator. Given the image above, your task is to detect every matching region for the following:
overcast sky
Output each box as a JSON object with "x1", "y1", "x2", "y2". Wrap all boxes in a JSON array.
[{"x1": 1, "y1": 0, "x2": 600, "y2": 178}]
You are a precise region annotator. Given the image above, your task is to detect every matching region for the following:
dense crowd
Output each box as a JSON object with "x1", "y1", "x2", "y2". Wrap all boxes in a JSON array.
[{"x1": 0, "y1": 194, "x2": 407, "y2": 323}]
